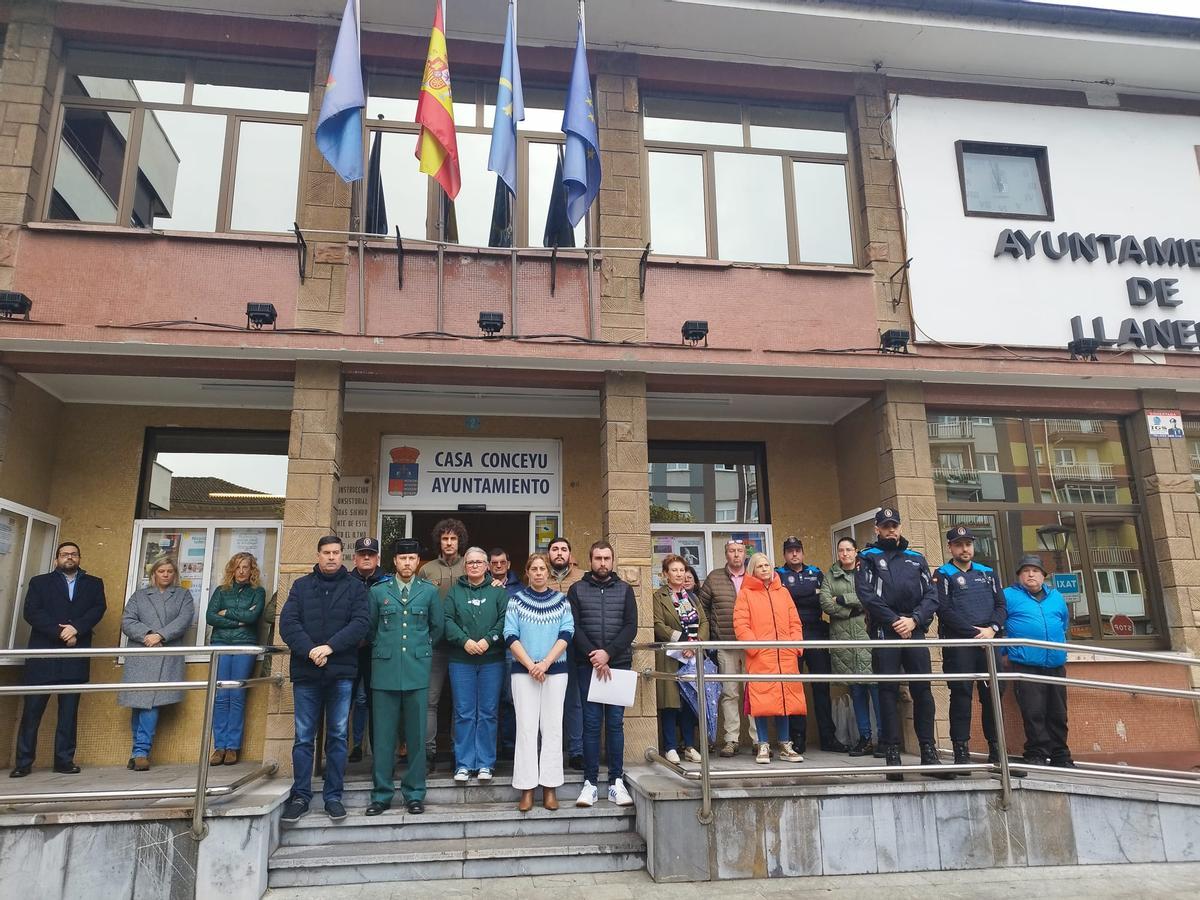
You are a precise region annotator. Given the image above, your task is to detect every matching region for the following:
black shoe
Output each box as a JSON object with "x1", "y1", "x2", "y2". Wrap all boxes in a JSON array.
[
  {"x1": 1050, "y1": 757, "x2": 1077, "y2": 769},
  {"x1": 365, "y1": 801, "x2": 389, "y2": 817},
  {"x1": 1023, "y1": 751, "x2": 1049, "y2": 767},
  {"x1": 325, "y1": 800, "x2": 347, "y2": 821},
  {"x1": 848, "y1": 737, "x2": 873, "y2": 757},
  {"x1": 873, "y1": 744, "x2": 887, "y2": 759},
  {"x1": 920, "y1": 743, "x2": 954, "y2": 780},
  {"x1": 821, "y1": 739, "x2": 850, "y2": 754},
  {"x1": 9, "y1": 765, "x2": 31, "y2": 778},
  {"x1": 568, "y1": 754, "x2": 584, "y2": 771},
  {"x1": 280, "y1": 798, "x2": 309, "y2": 823},
  {"x1": 53, "y1": 763, "x2": 81, "y2": 774},
  {"x1": 406, "y1": 799, "x2": 425, "y2": 814},
  {"x1": 952, "y1": 741, "x2": 971, "y2": 771},
  {"x1": 348, "y1": 745, "x2": 363, "y2": 763},
  {"x1": 986, "y1": 741, "x2": 1001, "y2": 765},
  {"x1": 885, "y1": 745, "x2": 904, "y2": 782}
]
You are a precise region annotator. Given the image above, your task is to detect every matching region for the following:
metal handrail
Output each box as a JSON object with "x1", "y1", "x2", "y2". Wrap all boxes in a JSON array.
[
  {"x1": 0, "y1": 644, "x2": 285, "y2": 840},
  {"x1": 635, "y1": 636, "x2": 1200, "y2": 824}
]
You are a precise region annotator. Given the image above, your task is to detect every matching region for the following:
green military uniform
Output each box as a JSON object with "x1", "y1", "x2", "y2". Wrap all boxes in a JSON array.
[{"x1": 368, "y1": 575, "x2": 443, "y2": 806}]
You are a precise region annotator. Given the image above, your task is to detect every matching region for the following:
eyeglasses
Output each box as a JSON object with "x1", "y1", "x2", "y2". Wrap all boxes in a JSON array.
[{"x1": 464, "y1": 560, "x2": 487, "y2": 566}]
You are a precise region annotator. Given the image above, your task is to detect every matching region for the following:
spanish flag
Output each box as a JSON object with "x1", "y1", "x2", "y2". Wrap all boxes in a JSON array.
[{"x1": 415, "y1": 1, "x2": 461, "y2": 200}]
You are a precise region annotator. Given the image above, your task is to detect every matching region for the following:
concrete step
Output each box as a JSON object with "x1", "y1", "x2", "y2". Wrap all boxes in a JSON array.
[
  {"x1": 279, "y1": 800, "x2": 635, "y2": 846},
  {"x1": 267, "y1": 831, "x2": 647, "y2": 887},
  {"x1": 320, "y1": 770, "x2": 600, "y2": 807}
]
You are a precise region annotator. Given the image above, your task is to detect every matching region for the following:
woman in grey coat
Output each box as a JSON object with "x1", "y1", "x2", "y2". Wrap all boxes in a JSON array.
[{"x1": 119, "y1": 557, "x2": 195, "y2": 771}]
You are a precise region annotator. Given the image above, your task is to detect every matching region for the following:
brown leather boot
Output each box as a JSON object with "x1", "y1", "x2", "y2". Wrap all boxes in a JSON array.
[
  {"x1": 210, "y1": 750, "x2": 226, "y2": 766},
  {"x1": 542, "y1": 787, "x2": 558, "y2": 811},
  {"x1": 518, "y1": 789, "x2": 534, "y2": 812},
  {"x1": 133, "y1": 757, "x2": 150, "y2": 772},
  {"x1": 224, "y1": 750, "x2": 239, "y2": 766}
]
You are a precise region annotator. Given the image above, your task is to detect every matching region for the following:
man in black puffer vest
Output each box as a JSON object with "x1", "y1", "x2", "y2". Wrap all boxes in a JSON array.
[{"x1": 279, "y1": 535, "x2": 370, "y2": 823}]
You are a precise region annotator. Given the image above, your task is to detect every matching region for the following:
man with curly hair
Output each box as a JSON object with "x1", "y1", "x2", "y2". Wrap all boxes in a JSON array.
[{"x1": 417, "y1": 517, "x2": 467, "y2": 770}]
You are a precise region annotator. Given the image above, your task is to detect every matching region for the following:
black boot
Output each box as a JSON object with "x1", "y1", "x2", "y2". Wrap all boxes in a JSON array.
[
  {"x1": 986, "y1": 741, "x2": 1001, "y2": 765},
  {"x1": 920, "y1": 742, "x2": 954, "y2": 780},
  {"x1": 885, "y1": 744, "x2": 904, "y2": 782},
  {"x1": 951, "y1": 740, "x2": 971, "y2": 775}
]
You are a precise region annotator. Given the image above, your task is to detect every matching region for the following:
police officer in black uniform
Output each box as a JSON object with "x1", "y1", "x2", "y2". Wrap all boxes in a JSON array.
[
  {"x1": 348, "y1": 537, "x2": 391, "y2": 762},
  {"x1": 777, "y1": 536, "x2": 848, "y2": 753},
  {"x1": 933, "y1": 525, "x2": 1007, "y2": 773},
  {"x1": 856, "y1": 507, "x2": 949, "y2": 781}
]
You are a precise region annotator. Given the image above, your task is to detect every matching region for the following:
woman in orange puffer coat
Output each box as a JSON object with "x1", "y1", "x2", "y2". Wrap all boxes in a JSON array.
[{"x1": 733, "y1": 552, "x2": 807, "y2": 764}]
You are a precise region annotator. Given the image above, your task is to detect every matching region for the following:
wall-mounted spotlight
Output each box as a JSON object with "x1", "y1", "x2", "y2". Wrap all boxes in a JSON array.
[
  {"x1": 879, "y1": 328, "x2": 910, "y2": 354},
  {"x1": 478, "y1": 311, "x2": 505, "y2": 336},
  {"x1": 681, "y1": 320, "x2": 709, "y2": 347},
  {"x1": 246, "y1": 302, "x2": 277, "y2": 329},
  {"x1": 0, "y1": 291, "x2": 32, "y2": 320},
  {"x1": 1067, "y1": 338, "x2": 1100, "y2": 361}
]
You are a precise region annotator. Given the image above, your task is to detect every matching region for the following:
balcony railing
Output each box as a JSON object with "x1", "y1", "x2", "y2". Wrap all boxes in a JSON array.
[
  {"x1": 1046, "y1": 418, "x2": 1109, "y2": 436},
  {"x1": 927, "y1": 421, "x2": 973, "y2": 440},
  {"x1": 1091, "y1": 546, "x2": 1138, "y2": 566},
  {"x1": 1052, "y1": 462, "x2": 1115, "y2": 481},
  {"x1": 933, "y1": 466, "x2": 980, "y2": 484}
]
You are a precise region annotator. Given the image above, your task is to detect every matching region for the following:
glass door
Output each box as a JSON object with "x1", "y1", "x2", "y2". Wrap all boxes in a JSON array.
[{"x1": 0, "y1": 499, "x2": 60, "y2": 654}]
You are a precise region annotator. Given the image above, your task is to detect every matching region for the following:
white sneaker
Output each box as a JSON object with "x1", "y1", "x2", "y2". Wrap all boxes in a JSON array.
[
  {"x1": 477, "y1": 768, "x2": 492, "y2": 783},
  {"x1": 608, "y1": 777, "x2": 634, "y2": 807},
  {"x1": 756, "y1": 742, "x2": 771, "y2": 764},
  {"x1": 453, "y1": 768, "x2": 469, "y2": 783},
  {"x1": 575, "y1": 780, "x2": 598, "y2": 807},
  {"x1": 664, "y1": 748, "x2": 681, "y2": 764},
  {"x1": 683, "y1": 747, "x2": 702, "y2": 763}
]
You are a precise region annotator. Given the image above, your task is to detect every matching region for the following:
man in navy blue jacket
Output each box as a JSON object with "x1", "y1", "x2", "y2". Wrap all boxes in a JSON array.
[
  {"x1": 933, "y1": 525, "x2": 1006, "y2": 771},
  {"x1": 279, "y1": 535, "x2": 370, "y2": 823},
  {"x1": 856, "y1": 507, "x2": 948, "y2": 780}
]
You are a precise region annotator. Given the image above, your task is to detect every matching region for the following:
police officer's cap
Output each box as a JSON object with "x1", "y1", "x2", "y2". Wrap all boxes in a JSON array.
[
  {"x1": 782, "y1": 535, "x2": 804, "y2": 551},
  {"x1": 391, "y1": 538, "x2": 422, "y2": 556},
  {"x1": 354, "y1": 537, "x2": 380, "y2": 554},
  {"x1": 875, "y1": 507, "x2": 901, "y2": 526},
  {"x1": 1016, "y1": 553, "x2": 1047, "y2": 575},
  {"x1": 946, "y1": 525, "x2": 975, "y2": 544}
]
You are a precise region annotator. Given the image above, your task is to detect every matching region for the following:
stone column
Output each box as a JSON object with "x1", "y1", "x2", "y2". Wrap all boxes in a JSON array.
[
  {"x1": 600, "y1": 371, "x2": 656, "y2": 762},
  {"x1": 263, "y1": 361, "x2": 345, "y2": 770},
  {"x1": 874, "y1": 381, "x2": 949, "y2": 747},
  {"x1": 295, "y1": 27, "x2": 353, "y2": 332},
  {"x1": 1131, "y1": 391, "x2": 1200, "y2": 665},
  {"x1": 0, "y1": 0, "x2": 62, "y2": 290},
  {"x1": 595, "y1": 67, "x2": 646, "y2": 342}
]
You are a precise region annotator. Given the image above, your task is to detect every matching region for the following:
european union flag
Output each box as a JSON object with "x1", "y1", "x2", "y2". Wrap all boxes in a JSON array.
[
  {"x1": 315, "y1": 0, "x2": 365, "y2": 183},
  {"x1": 487, "y1": 2, "x2": 524, "y2": 195},
  {"x1": 562, "y1": 18, "x2": 600, "y2": 228}
]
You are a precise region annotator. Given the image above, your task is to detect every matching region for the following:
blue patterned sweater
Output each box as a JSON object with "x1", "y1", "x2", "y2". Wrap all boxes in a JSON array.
[{"x1": 503, "y1": 586, "x2": 575, "y2": 675}]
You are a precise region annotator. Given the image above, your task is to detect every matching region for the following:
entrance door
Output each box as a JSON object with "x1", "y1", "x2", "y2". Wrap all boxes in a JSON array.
[{"x1": 411, "y1": 511, "x2": 532, "y2": 575}]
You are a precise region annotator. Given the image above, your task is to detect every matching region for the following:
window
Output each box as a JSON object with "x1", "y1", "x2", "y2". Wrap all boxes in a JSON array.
[
  {"x1": 715, "y1": 501, "x2": 737, "y2": 523},
  {"x1": 955, "y1": 140, "x2": 1053, "y2": 220},
  {"x1": 649, "y1": 443, "x2": 765, "y2": 525},
  {"x1": 643, "y1": 95, "x2": 854, "y2": 265},
  {"x1": 366, "y1": 78, "x2": 585, "y2": 246},
  {"x1": 0, "y1": 500, "x2": 59, "y2": 654},
  {"x1": 48, "y1": 48, "x2": 309, "y2": 233},
  {"x1": 979, "y1": 453, "x2": 1000, "y2": 473}
]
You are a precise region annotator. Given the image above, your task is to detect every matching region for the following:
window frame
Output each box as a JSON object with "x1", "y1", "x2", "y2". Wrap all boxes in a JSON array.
[
  {"x1": 649, "y1": 440, "x2": 770, "y2": 527},
  {"x1": 954, "y1": 139, "x2": 1055, "y2": 222},
  {"x1": 41, "y1": 45, "x2": 311, "y2": 235},
  {"x1": 0, "y1": 498, "x2": 61, "y2": 656},
  {"x1": 641, "y1": 93, "x2": 859, "y2": 267}
]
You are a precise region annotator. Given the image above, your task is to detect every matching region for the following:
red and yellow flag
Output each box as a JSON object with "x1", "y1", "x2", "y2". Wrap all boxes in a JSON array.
[{"x1": 415, "y1": 2, "x2": 461, "y2": 199}]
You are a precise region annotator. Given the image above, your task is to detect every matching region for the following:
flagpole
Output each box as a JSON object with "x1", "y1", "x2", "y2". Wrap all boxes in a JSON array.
[
  {"x1": 577, "y1": 0, "x2": 596, "y2": 337},
  {"x1": 354, "y1": 0, "x2": 367, "y2": 336},
  {"x1": 434, "y1": 0, "x2": 447, "y2": 332},
  {"x1": 510, "y1": 0, "x2": 519, "y2": 336}
]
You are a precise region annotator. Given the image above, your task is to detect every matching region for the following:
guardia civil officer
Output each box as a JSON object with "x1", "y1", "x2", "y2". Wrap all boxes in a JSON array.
[
  {"x1": 932, "y1": 525, "x2": 1007, "y2": 773},
  {"x1": 855, "y1": 507, "x2": 949, "y2": 781},
  {"x1": 777, "y1": 536, "x2": 846, "y2": 753},
  {"x1": 365, "y1": 538, "x2": 444, "y2": 816}
]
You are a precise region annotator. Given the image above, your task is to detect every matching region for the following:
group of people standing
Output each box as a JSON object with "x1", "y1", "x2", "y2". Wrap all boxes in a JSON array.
[{"x1": 277, "y1": 520, "x2": 640, "y2": 823}]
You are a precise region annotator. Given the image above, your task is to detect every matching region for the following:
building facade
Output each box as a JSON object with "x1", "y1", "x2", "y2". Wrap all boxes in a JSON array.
[{"x1": 1, "y1": 0, "x2": 1199, "y2": 772}]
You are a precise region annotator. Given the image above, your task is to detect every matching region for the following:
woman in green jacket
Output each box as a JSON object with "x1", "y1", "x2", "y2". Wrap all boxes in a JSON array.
[
  {"x1": 444, "y1": 547, "x2": 509, "y2": 783},
  {"x1": 206, "y1": 552, "x2": 266, "y2": 765},
  {"x1": 819, "y1": 537, "x2": 882, "y2": 757},
  {"x1": 653, "y1": 554, "x2": 709, "y2": 764}
]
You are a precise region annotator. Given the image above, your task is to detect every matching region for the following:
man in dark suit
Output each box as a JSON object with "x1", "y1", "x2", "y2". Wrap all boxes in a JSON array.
[{"x1": 11, "y1": 541, "x2": 107, "y2": 777}]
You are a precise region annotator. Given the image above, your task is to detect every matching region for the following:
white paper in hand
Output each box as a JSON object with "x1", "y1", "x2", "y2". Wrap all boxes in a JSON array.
[{"x1": 587, "y1": 667, "x2": 638, "y2": 707}]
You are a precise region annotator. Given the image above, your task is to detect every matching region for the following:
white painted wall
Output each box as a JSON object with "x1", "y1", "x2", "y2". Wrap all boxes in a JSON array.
[{"x1": 892, "y1": 94, "x2": 1200, "y2": 348}]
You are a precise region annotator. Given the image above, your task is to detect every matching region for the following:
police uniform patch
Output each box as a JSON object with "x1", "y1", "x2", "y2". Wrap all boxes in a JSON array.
[
  {"x1": 956, "y1": 527, "x2": 966, "y2": 537},
  {"x1": 878, "y1": 559, "x2": 888, "y2": 569},
  {"x1": 787, "y1": 575, "x2": 795, "y2": 584},
  {"x1": 956, "y1": 575, "x2": 967, "y2": 587},
  {"x1": 884, "y1": 509, "x2": 894, "y2": 518}
]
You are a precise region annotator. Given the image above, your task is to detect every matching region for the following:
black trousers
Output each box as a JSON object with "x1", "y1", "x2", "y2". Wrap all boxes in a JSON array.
[
  {"x1": 16, "y1": 691, "x2": 81, "y2": 768},
  {"x1": 787, "y1": 646, "x2": 836, "y2": 750},
  {"x1": 1011, "y1": 662, "x2": 1071, "y2": 762},
  {"x1": 942, "y1": 645, "x2": 1001, "y2": 743},
  {"x1": 872, "y1": 640, "x2": 935, "y2": 747},
  {"x1": 350, "y1": 645, "x2": 373, "y2": 751}
]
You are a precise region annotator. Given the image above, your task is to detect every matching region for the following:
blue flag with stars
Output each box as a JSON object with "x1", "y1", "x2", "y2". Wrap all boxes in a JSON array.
[
  {"x1": 562, "y1": 17, "x2": 600, "y2": 228},
  {"x1": 315, "y1": 0, "x2": 365, "y2": 183},
  {"x1": 488, "y1": 2, "x2": 525, "y2": 195}
]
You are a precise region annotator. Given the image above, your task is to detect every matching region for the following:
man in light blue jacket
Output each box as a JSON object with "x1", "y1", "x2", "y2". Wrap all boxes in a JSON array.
[{"x1": 1002, "y1": 554, "x2": 1075, "y2": 769}]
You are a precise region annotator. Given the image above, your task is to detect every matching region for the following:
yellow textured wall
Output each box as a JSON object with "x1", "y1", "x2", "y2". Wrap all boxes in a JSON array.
[
  {"x1": 9, "y1": 403, "x2": 289, "y2": 768},
  {"x1": 0, "y1": 376, "x2": 62, "y2": 510}
]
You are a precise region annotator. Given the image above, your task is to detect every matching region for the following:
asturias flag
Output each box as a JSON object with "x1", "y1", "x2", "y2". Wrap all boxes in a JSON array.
[
  {"x1": 315, "y1": 0, "x2": 365, "y2": 183},
  {"x1": 487, "y1": 2, "x2": 525, "y2": 195},
  {"x1": 416, "y1": 1, "x2": 462, "y2": 199},
  {"x1": 562, "y1": 17, "x2": 600, "y2": 228}
]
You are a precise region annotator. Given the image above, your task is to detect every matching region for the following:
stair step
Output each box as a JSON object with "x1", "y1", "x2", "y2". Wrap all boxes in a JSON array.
[
  {"x1": 279, "y1": 801, "x2": 635, "y2": 846},
  {"x1": 321, "y1": 772, "x2": 596, "y2": 806},
  {"x1": 267, "y1": 832, "x2": 647, "y2": 887}
]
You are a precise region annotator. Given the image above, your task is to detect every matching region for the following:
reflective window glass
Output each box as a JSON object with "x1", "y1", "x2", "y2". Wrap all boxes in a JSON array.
[
  {"x1": 230, "y1": 122, "x2": 301, "y2": 232},
  {"x1": 446, "y1": 132, "x2": 493, "y2": 246},
  {"x1": 793, "y1": 161, "x2": 853, "y2": 264},
  {"x1": 649, "y1": 453, "x2": 762, "y2": 525},
  {"x1": 748, "y1": 106, "x2": 847, "y2": 154},
  {"x1": 367, "y1": 73, "x2": 420, "y2": 122},
  {"x1": 1002, "y1": 510, "x2": 1091, "y2": 637},
  {"x1": 1186, "y1": 419, "x2": 1200, "y2": 495},
  {"x1": 927, "y1": 414, "x2": 1029, "y2": 503},
  {"x1": 49, "y1": 108, "x2": 131, "y2": 224},
  {"x1": 1085, "y1": 514, "x2": 1150, "y2": 636},
  {"x1": 192, "y1": 59, "x2": 310, "y2": 113},
  {"x1": 1029, "y1": 417, "x2": 1135, "y2": 505},
  {"x1": 937, "y1": 512, "x2": 1001, "y2": 571},
  {"x1": 714, "y1": 152, "x2": 787, "y2": 264},
  {"x1": 367, "y1": 129, "x2": 427, "y2": 240},
  {"x1": 647, "y1": 151, "x2": 706, "y2": 257},
  {"x1": 643, "y1": 96, "x2": 742, "y2": 146},
  {"x1": 63, "y1": 50, "x2": 187, "y2": 104},
  {"x1": 486, "y1": 86, "x2": 566, "y2": 133},
  {"x1": 527, "y1": 141, "x2": 583, "y2": 247},
  {"x1": 135, "y1": 111, "x2": 226, "y2": 231}
]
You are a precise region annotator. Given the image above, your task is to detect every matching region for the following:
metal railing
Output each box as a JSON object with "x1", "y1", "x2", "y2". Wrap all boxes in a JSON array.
[
  {"x1": 0, "y1": 644, "x2": 285, "y2": 839},
  {"x1": 637, "y1": 636, "x2": 1200, "y2": 825}
]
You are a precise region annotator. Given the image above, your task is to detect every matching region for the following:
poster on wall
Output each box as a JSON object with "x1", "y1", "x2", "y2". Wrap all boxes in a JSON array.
[
  {"x1": 1146, "y1": 410, "x2": 1184, "y2": 439},
  {"x1": 335, "y1": 476, "x2": 374, "y2": 563},
  {"x1": 378, "y1": 437, "x2": 562, "y2": 511}
]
